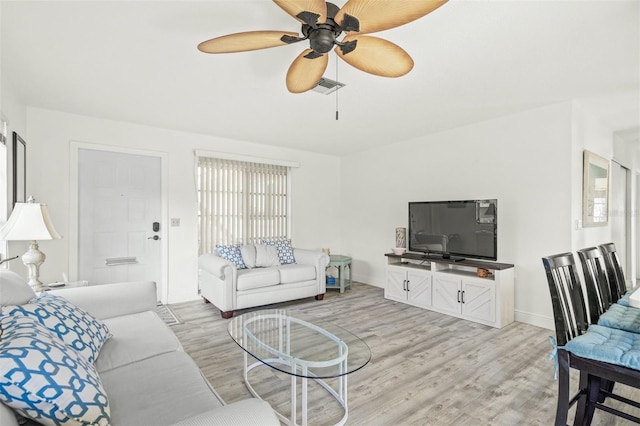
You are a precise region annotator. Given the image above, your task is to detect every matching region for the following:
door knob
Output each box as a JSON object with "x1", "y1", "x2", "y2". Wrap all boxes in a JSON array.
[{"x1": 148, "y1": 235, "x2": 160, "y2": 240}]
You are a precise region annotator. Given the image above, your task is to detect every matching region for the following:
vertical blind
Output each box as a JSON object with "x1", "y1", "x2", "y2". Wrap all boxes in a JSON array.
[{"x1": 197, "y1": 156, "x2": 289, "y2": 254}]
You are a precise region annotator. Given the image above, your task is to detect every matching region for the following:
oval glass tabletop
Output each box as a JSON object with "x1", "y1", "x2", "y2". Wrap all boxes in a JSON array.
[{"x1": 228, "y1": 309, "x2": 371, "y2": 379}]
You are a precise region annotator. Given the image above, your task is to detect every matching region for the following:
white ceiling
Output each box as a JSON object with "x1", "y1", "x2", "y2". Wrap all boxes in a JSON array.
[{"x1": 2, "y1": 0, "x2": 639, "y2": 156}]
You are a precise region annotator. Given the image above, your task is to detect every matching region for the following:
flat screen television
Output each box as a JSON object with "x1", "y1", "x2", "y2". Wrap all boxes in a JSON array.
[{"x1": 408, "y1": 199, "x2": 497, "y2": 261}]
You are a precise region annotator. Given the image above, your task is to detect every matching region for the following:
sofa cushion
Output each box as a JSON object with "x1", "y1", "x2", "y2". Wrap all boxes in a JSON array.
[
  {"x1": 0, "y1": 270, "x2": 36, "y2": 307},
  {"x1": 96, "y1": 310, "x2": 183, "y2": 373},
  {"x1": 2, "y1": 293, "x2": 110, "y2": 364},
  {"x1": 0, "y1": 315, "x2": 110, "y2": 426},
  {"x1": 215, "y1": 245, "x2": 246, "y2": 269},
  {"x1": 255, "y1": 244, "x2": 280, "y2": 268},
  {"x1": 262, "y1": 239, "x2": 296, "y2": 264},
  {"x1": 278, "y1": 264, "x2": 316, "y2": 284},
  {"x1": 172, "y1": 399, "x2": 279, "y2": 426},
  {"x1": 236, "y1": 268, "x2": 280, "y2": 291},
  {"x1": 240, "y1": 244, "x2": 280, "y2": 269},
  {"x1": 100, "y1": 351, "x2": 223, "y2": 426},
  {"x1": 240, "y1": 244, "x2": 256, "y2": 268}
]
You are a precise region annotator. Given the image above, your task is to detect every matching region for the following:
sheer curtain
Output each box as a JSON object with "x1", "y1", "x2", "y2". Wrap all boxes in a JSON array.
[{"x1": 197, "y1": 156, "x2": 289, "y2": 254}]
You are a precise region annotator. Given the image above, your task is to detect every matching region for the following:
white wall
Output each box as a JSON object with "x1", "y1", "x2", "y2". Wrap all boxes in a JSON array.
[
  {"x1": 571, "y1": 102, "x2": 615, "y2": 249},
  {"x1": 23, "y1": 108, "x2": 342, "y2": 303},
  {"x1": 341, "y1": 102, "x2": 582, "y2": 329},
  {"x1": 0, "y1": 73, "x2": 28, "y2": 263}
]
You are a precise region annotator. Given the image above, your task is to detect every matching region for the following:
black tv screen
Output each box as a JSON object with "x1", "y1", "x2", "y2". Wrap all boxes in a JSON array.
[{"x1": 408, "y1": 200, "x2": 497, "y2": 261}]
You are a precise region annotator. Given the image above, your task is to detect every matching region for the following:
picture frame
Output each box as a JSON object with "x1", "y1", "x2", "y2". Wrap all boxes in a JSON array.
[
  {"x1": 582, "y1": 149, "x2": 609, "y2": 227},
  {"x1": 12, "y1": 132, "x2": 26, "y2": 207}
]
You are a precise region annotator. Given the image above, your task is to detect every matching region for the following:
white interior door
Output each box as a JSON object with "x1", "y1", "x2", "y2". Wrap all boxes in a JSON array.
[{"x1": 78, "y1": 149, "x2": 162, "y2": 299}]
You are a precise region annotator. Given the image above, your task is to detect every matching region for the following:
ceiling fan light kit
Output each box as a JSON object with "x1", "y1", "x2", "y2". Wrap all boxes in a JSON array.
[
  {"x1": 198, "y1": 0, "x2": 449, "y2": 93},
  {"x1": 312, "y1": 77, "x2": 345, "y2": 95}
]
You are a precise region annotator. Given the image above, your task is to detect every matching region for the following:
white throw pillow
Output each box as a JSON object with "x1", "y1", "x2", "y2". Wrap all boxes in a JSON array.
[
  {"x1": 0, "y1": 269, "x2": 36, "y2": 307},
  {"x1": 240, "y1": 244, "x2": 257, "y2": 269},
  {"x1": 255, "y1": 244, "x2": 280, "y2": 268}
]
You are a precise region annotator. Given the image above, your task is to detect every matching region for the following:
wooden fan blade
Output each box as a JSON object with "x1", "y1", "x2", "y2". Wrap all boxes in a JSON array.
[
  {"x1": 335, "y1": 0, "x2": 448, "y2": 35},
  {"x1": 198, "y1": 31, "x2": 300, "y2": 53},
  {"x1": 286, "y1": 49, "x2": 328, "y2": 93},
  {"x1": 273, "y1": 0, "x2": 327, "y2": 25},
  {"x1": 336, "y1": 35, "x2": 413, "y2": 77}
]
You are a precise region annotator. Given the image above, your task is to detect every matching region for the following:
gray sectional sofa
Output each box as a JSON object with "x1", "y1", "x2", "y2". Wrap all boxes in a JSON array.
[{"x1": 0, "y1": 269, "x2": 279, "y2": 426}]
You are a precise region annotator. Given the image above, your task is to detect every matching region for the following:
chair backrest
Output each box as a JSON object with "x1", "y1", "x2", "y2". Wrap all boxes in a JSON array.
[
  {"x1": 576, "y1": 247, "x2": 612, "y2": 324},
  {"x1": 599, "y1": 242, "x2": 627, "y2": 301},
  {"x1": 542, "y1": 252, "x2": 589, "y2": 346}
]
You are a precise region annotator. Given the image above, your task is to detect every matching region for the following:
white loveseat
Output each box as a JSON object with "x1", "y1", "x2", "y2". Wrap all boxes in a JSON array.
[
  {"x1": 199, "y1": 247, "x2": 329, "y2": 318},
  {"x1": 0, "y1": 269, "x2": 279, "y2": 426}
]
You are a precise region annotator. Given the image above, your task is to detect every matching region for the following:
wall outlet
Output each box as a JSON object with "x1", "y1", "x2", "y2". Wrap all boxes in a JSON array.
[{"x1": 171, "y1": 218, "x2": 180, "y2": 227}]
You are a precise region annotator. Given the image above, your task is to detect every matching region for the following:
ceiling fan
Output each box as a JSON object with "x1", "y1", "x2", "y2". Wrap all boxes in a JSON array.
[{"x1": 197, "y1": 0, "x2": 448, "y2": 93}]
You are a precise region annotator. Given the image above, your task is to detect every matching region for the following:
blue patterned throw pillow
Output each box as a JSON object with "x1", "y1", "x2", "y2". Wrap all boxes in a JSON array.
[
  {"x1": 2, "y1": 293, "x2": 111, "y2": 364},
  {"x1": 0, "y1": 315, "x2": 111, "y2": 426},
  {"x1": 216, "y1": 244, "x2": 246, "y2": 269},
  {"x1": 262, "y1": 239, "x2": 296, "y2": 265}
]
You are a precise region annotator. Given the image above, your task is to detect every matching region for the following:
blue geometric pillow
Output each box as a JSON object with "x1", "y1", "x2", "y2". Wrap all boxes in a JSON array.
[
  {"x1": 261, "y1": 239, "x2": 296, "y2": 265},
  {"x1": 2, "y1": 293, "x2": 111, "y2": 364},
  {"x1": 215, "y1": 244, "x2": 246, "y2": 269},
  {"x1": 0, "y1": 315, "x2": 111, "y2": 426}
]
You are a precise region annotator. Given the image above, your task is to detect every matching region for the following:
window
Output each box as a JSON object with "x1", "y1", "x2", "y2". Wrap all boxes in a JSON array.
[{"x1": 197, "y1": 156, "x2": 289, "y2": 254}]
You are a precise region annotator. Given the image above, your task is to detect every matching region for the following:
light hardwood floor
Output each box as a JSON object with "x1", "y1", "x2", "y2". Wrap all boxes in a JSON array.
[{"x1": 170, "y1": 283, "x2": 640, "y2": 425}]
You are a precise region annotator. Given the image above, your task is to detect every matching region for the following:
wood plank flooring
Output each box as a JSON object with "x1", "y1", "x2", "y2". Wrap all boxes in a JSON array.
[{"x1": 170, "y1": 283, "x2": 640, "y2": 425}]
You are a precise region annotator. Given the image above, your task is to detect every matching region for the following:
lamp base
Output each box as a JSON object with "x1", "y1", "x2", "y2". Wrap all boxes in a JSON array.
[{"x1": 22, "y1": 240, "x2": 46, "y2": 292}]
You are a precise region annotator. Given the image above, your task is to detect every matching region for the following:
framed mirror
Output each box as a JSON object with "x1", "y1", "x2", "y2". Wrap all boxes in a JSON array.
[
  {"x1": 12, "y1": 132, "x2": 25, "y2": 208},
  {"x1": 582, "y1": 149, "x2": 609, "y2": 227}
]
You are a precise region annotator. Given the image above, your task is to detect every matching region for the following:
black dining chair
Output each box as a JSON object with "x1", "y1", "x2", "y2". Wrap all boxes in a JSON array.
[
  {"x1": 576, "y1": 247, "x2": 612, "y2": 323},
  {"x1": 542, "y1": 252, "x2": 640, "y2": 425},
  {"x1": 598, "y1": 243, "x2": 629, "y2": 303},
  {"x1": 577, "y1": 247, "x2": 640, "y2": 335}
]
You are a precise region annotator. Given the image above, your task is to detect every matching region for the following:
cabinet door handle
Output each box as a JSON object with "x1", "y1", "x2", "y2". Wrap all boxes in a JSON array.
[
  {"x1": 457, "y1": 290, "x2": 461, "y2": 303},
  {"x1": 403, "y1": 279, "x2": 407, "y2": 291},
  {"x1": 406, "y1": 280, "x2": 410, "y2": 292},
  {"x1": 461, "y1": 290, "x2": 465, "y2": 304}
]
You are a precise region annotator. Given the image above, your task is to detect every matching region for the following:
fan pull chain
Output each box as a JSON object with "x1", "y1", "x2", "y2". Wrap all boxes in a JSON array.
[{"x1": 335, "y1": 55, "x2": 339, "y2": 121}]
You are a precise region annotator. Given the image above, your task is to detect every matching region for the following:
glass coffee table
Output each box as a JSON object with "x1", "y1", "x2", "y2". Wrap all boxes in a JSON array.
[{"x1": 228, "y1": 309, "x2": 371, "y2": 426}]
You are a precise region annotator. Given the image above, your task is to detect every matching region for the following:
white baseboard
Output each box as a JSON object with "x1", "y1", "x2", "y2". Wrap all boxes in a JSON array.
[{"x1": 515, "y1": 309, "x2": 554, "y2": 330}]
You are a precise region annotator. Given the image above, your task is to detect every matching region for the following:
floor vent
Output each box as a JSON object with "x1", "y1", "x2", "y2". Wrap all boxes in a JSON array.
[{"x1": 312, "y1": 77, "x2": 345, "y2": 95}]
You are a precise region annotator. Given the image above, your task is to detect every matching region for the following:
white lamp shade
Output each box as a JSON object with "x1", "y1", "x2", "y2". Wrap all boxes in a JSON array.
[{"x1": 0, "y1": 202, "x2": 62, "y2": 241}]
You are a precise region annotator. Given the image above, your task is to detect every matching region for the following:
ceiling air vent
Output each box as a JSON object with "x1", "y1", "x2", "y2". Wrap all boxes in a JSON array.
[{"x1": 312, "y1": 77, "x2": 345, "y2": 95}]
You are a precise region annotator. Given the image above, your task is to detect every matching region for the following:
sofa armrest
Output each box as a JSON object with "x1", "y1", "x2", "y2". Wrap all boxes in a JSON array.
[
  {"x1": 198, "y1": 253, "x2": 236, "y2": 280},
  {"x1": 294, "y1": 248, "x2": 330, "y2": 269},
  {"x1": 49, "y1": 281, "x2": 157, "y2": 320},
  {"x1": 294, "y1": 248, "x2": 329, "y2": 294},
  {"x1": 172, "y1": 399, "x2": 280, "y2": 426}
]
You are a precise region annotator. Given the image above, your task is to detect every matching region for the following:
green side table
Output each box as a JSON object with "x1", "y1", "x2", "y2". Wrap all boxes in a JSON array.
[{"x1": 327, "y1": 255, "x2": 352, "y2": 293}]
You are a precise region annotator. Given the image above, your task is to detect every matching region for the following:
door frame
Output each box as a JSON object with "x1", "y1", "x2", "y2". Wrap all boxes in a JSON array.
[{"x1": 69, "y1": 142, "x2": 169, "y2": 303}]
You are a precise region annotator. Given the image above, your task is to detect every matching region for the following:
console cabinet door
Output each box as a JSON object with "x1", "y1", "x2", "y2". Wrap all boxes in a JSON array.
[
  {"x1": 385, "y1": 267, "x2": 409, "y2": 302},
  {"x1": 433, "y1": 274, "x2": 461, "y2": 314},
  {"x1": 461, "y1": 278, "x2": 496, "y2": 323},
  {"x1": 407, "y1": 269, "x2": 432, "y2": 308}
]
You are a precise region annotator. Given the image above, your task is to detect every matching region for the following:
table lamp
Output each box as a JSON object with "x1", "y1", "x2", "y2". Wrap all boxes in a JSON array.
[{"x1": 0, "y1": 196, "x2": 62, "y2": 291}]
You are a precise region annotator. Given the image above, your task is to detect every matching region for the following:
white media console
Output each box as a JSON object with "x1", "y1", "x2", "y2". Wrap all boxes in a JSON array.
[{"x1": 385, "y1": 253, "x2": 515, "y2": 328}]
